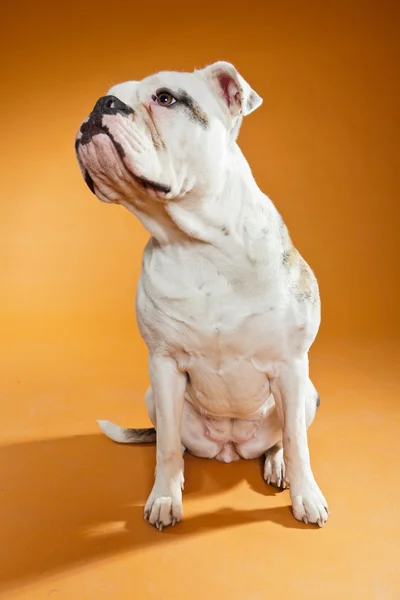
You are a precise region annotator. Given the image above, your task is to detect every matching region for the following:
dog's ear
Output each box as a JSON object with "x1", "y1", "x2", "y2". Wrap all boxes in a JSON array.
[{"x1": 200, "y1": 61, "x2": 263, "y2": 118}]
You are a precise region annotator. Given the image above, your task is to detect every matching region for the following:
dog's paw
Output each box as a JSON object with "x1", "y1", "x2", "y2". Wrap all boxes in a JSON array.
[
  {"x1": 264, "y1": 445, "x2": 288, "y2": 490},
  {"x1": 144, "y1": 484, "x2": 183, "y2": 531},
  {"x1": 290, "y1": 480, "x2": 329, "y2": 527}
]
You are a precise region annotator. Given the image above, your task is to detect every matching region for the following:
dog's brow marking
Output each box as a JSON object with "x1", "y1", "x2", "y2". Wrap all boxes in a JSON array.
[
  {"x1": 176, "y1": 89, "x2": 209, "y2": 128},
  {"x1": 153, "y1": 86, "x2": 208, "y2": 128}
]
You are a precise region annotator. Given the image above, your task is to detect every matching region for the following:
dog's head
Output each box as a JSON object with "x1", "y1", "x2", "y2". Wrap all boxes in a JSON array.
[{"x1": 75, "y1": 62, "x2": 262, "y2": 204}]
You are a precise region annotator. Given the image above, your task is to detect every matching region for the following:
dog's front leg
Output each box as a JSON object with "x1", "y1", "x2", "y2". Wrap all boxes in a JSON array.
[
  {"x1": 144, "y1": 354, "x2": 186, "y2": 531},
  {"x1": 272, "y1": 358, "x2": 329, "y2": 527}
]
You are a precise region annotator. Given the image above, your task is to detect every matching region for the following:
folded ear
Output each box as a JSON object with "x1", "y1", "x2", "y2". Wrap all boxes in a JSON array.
[{"x1": 200, "y1": 61, "x2": 263, "y2": 118}]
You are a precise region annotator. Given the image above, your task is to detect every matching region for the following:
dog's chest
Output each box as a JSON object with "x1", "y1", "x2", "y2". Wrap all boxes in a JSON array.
[
  {"x1": 137, "y1": 242, "x2": 300, "y2": 417},
  {"x1": 139, "y1": 242, "x2": 286, "y2": 352}
]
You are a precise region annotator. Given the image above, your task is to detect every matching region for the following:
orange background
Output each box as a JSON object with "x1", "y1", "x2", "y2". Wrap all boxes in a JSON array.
[{"x1": 1, "y1": 1, "x2": 399, "y2": 598}]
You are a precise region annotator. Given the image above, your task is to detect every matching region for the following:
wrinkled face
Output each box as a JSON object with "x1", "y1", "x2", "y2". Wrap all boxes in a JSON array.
[{"x1": 75, "y1": 62, "x2": 262, "y2": 204}]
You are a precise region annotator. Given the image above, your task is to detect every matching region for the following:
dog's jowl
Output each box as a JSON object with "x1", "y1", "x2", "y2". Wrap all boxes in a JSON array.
[{"x1": 75, "y1": 62, "x2": 329, "y2": 530}]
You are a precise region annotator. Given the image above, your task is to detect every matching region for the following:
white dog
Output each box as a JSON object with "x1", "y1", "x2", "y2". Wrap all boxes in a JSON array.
[{"x1": 75, "y1": 61, "x2": 329, "y2": 530}]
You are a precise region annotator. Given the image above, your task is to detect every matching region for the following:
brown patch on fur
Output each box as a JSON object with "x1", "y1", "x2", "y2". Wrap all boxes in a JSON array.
[
  {"x1": 121, "y1": 427, "x2": 156, "y2": 443},
  {"x1": 280, "y1": 217, "x2": 318, "y2": 304},
  {"x1": 280, "y1": 218, "x2": 299, "y2": 268},
  {"x1": 295, "y1": 258, "x2": 317, "y2": 303},
  {"x1": 282, "y1": 248, "x2": 299, "y2": 268}
]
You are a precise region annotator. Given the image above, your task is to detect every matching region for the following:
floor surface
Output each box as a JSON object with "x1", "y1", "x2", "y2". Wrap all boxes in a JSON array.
[{"x1": 1, "y1": 338, "x2": 399, "y2": 599}]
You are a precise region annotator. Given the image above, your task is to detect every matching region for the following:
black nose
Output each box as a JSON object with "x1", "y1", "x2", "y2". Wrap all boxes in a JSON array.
[{"x1": 92, "y1": 95, "x2": 133, "y2": 116}]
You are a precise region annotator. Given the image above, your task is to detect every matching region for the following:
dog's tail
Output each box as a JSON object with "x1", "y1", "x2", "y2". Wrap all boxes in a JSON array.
[{"x1": 97, "y1": 420, "x2": 156, "y2": 444}]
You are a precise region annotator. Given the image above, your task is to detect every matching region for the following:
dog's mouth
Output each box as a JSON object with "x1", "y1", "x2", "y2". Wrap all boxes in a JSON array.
[{"x1": 76, "y1": 122, "x2": 171, "y2": 197}]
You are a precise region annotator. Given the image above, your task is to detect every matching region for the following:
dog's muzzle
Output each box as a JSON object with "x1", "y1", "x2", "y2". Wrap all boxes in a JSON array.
[
  {"x1": 75, "y1": 95, "x2": 133, "y2": 194},
  {"x1": 76, "y1": 94, "x2": 172, "y2": 197}
]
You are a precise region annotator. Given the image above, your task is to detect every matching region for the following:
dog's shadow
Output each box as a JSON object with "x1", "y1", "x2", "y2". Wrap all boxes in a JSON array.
[{"x1": 0, "y1": 433, "x2": 304, "y2": 593}]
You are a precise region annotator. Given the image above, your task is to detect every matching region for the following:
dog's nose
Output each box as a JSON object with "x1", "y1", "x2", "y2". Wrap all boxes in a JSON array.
[{"x1": 92, "y1": 95, "x2": 133, "y2": 116}]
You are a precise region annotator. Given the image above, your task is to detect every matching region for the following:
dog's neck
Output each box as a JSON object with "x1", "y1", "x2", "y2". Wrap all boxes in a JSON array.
[{"x1": 121, "y1": 145, "x2": 278, "y2": 248}]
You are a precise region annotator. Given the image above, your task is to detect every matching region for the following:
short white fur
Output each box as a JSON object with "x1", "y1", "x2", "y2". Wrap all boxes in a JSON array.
[{"x1": 75, "y1": 62, "x2": 329, "y2": 530}]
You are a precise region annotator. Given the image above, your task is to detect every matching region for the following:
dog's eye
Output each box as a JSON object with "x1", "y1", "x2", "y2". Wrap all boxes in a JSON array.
[{"x1": 155, "y1": 91, "x2": 176, "y2": 107}]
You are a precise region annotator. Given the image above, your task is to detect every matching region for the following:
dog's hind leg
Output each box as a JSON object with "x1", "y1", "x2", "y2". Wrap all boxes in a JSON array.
[
  {"x1": 238, "y1": 378, "x2": 320, "y2": 490},
  {"x1": 264, "y1": 377, "x2": 320, "y2": 490}
]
